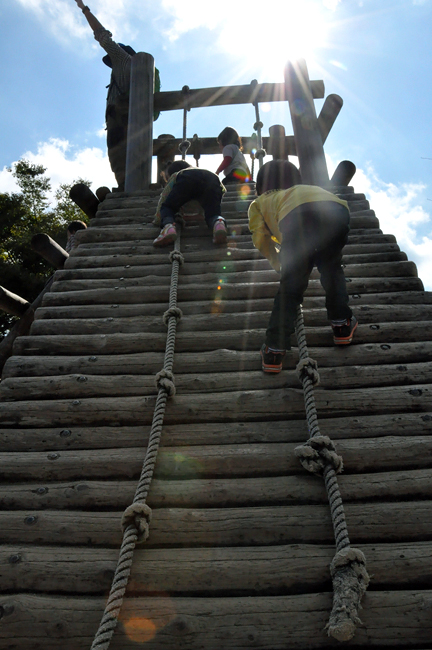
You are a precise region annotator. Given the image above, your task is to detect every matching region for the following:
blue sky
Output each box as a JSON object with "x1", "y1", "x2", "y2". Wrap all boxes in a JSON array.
[{"x1": 1, "y1": 0, "x2": 432, "y2": 287}]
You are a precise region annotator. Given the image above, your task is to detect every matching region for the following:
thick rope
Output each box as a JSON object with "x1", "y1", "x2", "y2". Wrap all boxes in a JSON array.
[
  {"x1": 293, "y1": 304, "x2": 370, "y2": 642},
  {"x1": 90, "y1": 230, "x2": 184, "y2": 650}
]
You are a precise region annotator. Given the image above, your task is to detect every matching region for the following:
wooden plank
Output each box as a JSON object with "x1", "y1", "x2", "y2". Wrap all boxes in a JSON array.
[
  {"x1": 12, "y1": 321, "x2": 432, "y2": 357},
  {"x1": 1, "y1": 411, "x2": 430, "y2": 452},
  {"x1": 2, "y1": 501, "x2": 432, "y2": 546},
  {"x1": 1, "y1": 436, "x2": 432, "y2": 482},
  {"x1": 1, "y1": 541, "x2": 431, "y2": 595},
  {"x1": 3, "y1": 361, "x2": 432, "y2": 402},
  {"x1": 0, "y1": 383, "x2": 430, "y2": 428},
  {"x1": 2, "y1": 467, "x2": 432, "y2": 510},
  {"x1": 1, "y1": 591, "x2": 431, "y2": 649},
  {"x1": 29, "y1": 305, "x2": 432, "y2": 337}
]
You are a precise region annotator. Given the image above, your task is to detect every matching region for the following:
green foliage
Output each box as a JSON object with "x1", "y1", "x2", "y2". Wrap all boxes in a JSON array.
[{"x1": 0, "y1": 160, "x2": 91, "y2": 339}]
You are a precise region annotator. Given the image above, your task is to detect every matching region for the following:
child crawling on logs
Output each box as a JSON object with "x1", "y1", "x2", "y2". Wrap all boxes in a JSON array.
[
  {"x1": 153, "y1": 161, "x2": 227, "y2": 247},
  {"x1": 248, "y1": 160, "x2": 357, "y2": 374}
]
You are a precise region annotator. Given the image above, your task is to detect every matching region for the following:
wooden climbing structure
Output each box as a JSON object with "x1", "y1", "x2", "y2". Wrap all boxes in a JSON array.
[{"x1": 1, "y1": 58, "x2": 432, "y2": 649}]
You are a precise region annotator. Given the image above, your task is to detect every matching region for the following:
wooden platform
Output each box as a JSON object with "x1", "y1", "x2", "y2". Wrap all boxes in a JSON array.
[{"x1": 1, "y1": 183, "x2": 432, "y2": 649}]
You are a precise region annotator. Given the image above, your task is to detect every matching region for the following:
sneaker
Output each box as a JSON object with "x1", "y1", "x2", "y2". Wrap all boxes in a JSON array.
[
  {"x1": 212, "y1": 217, "x2": 227, "y2": 244},
  {"x1": 260, "y1": 344, "x2": 286, "y2": 374},
  {"x1": 332, "y1": 316, "x2": 358, "y2": 345},
  {"x1": 153, "y1": 223, "x2": 177, "y2": 247}
]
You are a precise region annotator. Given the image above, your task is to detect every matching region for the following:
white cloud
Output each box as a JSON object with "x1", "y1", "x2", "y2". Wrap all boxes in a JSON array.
[
  {"x1": 353, "y1": 164, "x2": 432, "y2": 290},
  {"x1": 0, "y1": 138, "x2": 115, "y2": 201}
]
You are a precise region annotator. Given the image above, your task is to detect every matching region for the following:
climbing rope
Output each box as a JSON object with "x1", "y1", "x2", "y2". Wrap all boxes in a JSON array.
[
  {"x1": 179, "y1": 85, "x2": 191, "y2": 160},
  {"x1": 90, "y1": 230, "x2": 185, "y2": 650},
  {"x1": 293, "y1": 304, "x2": 370, "y2": 642},
  {"x1": 250, "y1": 80, "x2": 266, "y2": 170},
  {"x1": 191, "y1": 133, "x2": 201, "y2": 167}
]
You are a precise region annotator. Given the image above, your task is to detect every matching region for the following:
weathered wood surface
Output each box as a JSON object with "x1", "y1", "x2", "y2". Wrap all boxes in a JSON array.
[
  {"x1": 47, "y1": 262, "x2": 418, "y2": 295},
  {"x1": 3, "y1": 362, "x2": 432, "y2": 402},
  {"x1": 2, "y1": 501, "x2": 432, "y2": 546},
  {"x1": 2, "y1": 591, "x2": 432, "y2": 649},
  {"x1": 31, "y1": 292, "x2": 432, "y2": 323},
  {"x1": 29, "y1": 305, "x2": 432, "y2": 337},
  {"x1": 0, "y1": 385, "x2": 430, "y2": 427},
  {"x1": 0, "y1": 436, "x2": 432, "y2": 481},
  {"x1": 1, "y1": 541, "x2": 431, "y2": 595},
  {"x1": 2, "y1": 468, "x2": 432, "y2": 510},
  {"x1": 12, "y1": 321, "x2": 432, "y2": 357},
  {"x1": 1, "y1": 412, "x2": 430, "y2": 451}
]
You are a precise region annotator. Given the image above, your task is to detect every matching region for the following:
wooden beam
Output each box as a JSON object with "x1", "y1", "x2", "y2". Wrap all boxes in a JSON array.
[
  {"x1": 30, "y1": 234, "x2": 68, "y2": 270},
  {"x1": 0, "y1": 287, "x2": 30, "y2": 317},
  {"x1": 153, "y1": 79, "x2": 325, "y2": 112}
]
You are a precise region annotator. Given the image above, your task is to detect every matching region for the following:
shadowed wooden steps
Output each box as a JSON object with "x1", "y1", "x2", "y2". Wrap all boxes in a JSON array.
[{"x1": 1, "y1": 183, "x2": 432, "y2": 649}]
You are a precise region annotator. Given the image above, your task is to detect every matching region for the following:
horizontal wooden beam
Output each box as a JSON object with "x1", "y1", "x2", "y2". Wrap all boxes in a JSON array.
[{"x1": 153, "y1": 80, "x2": 325, "y2": 113}]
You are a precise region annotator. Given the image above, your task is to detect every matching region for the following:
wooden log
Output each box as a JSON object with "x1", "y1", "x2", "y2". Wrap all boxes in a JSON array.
[
  {"x1": 4, "y1": 341, "x2": 432, "y2": 382},
  {"x1": 331, "y1": 160, "x2": 356, "y2": 186},
  {"x1": 3, "y1": 361, "x2": 432, "y2": 403},
  {"x1": 0, "y1": 384, "x2": 430, "y2": 428},
  {"x1": 1, "y1": 411, "x2": 430, "y2": 451},
  {"x1": 29, "y1": 305, "x2": 432, "y2": 338},
  {"x1": 285, "y1": 59, "x2": 329, "y2": 185},
  {"x1": 317, "y1": 94, "x2": 343, "y2": 144},
  {"x1": 153, "y1": 78, "x2": 325, "y2": 112},
  {"x1": 125, "y1": 52, "x2": 154, "y2": 192},
  {"x1": 0, "y1": 591, "x2": 431, "y2": 649},
  {"x1": 12, "y1": 320, "x2": 432, "y2": 358},
  {"x1": 69, "y1": 183, "x2": 99, "y2": 219},
  {"x1": 2, "y1": 467, "x2": 432, "y2": 510},
  {"x1": 0, "y1": 435, "x2": 432, "y2": 481},
  {"x1": 2, "y1": 501, "x2": 432, "y2": 547},
  {"x1": 1, "y1": 541, "x2": 432, "y2": 596},
  {"x1": 30, "y1": 234, "x2": 68, "y2": 269},
  {"x1": 40, "y1": 277, "x2": 424, "y2": 307},
  {"x1": 0, "y1": 286, "x2": 30, "y2": 316}
]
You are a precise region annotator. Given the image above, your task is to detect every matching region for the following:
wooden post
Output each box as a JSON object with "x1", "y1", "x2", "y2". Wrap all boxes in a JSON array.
[
  {"x1": 317, "y1": 94, "x2": 343, "y2": 144},
  {"x1": 31, "y1": 234, "x2": 69, "y2": 270},
  {"x1": 284, "y1": 59, "x2": 329, "y2": 186},
  {"x1": 331, "y1": 161, "x2": 356, "y2": 187},
  {"x1": 69, "y1": 184, "x2": 99, "y2": 218},
  {"x1": 95, "y1": 187, "x2": 111, "y2": 202},
  {"x1": 0, "y1": 287, "x2": 30, "y2": 316},
  {"x1": 125, "y1": 52, "x2": 155, "y2": 192},
  {"x1": 155, "y1": 134, "x2": 176, "y2": 186},
  {"x1": 267, "y1": 125, "x2": 289, "y2": 160}
]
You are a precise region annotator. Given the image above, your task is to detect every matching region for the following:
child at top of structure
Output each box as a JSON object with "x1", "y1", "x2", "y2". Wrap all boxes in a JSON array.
[
  {"x1": 215, "y1": 127, "x2": 251, "y2": 186},
  {"x1": 153, "y1": 160, "x2": 227, "y2": 247},
  {"x1": 66, "y1": 220, "x2": 87, "y2": 253},
  {"x1": 248, "y1": 159, "x2": 357, "y2": 374}
]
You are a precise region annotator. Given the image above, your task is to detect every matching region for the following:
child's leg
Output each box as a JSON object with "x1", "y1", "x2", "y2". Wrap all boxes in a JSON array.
[
  {"x1": 197, "y1": 178, "x2": 224, "y2": 230},
  {"x1": 314, "y1": 203, "x2": 352, "y2": 321},
  {"x1": 265, "y1": 212, "x2": 314, "y2": 350},
  {"x1": 160, "y1": 174, "x2": 196, "y2": 227}
]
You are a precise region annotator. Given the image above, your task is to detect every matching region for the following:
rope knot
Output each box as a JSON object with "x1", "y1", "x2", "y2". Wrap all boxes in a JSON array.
[
  {"x1": 296, "y1": 356, "x2": 320, "y2": 385},
  {"x1": 163, "y1": 306, "x2": 183, "y2": 326},
  {"x1": 121, "y1": 502, "x2": 152, "y2": 543},
  {"x1": 178, "y1": 139, "x2": 190, "y2": 154},
  {"x1": 254, "y1": 121, "x2": 264, "y2": 130},
  {"x1": 155, "y1": 368, "x2": 176, "y2": 396},
  {"x1": 169, "y1": 250, "x2": 184, "y2": 265},
  {"x1": 294, "y1": 435, "x2": 343, "y2": 475},
  {"x1": 326, "y1": 547, "x2": 370, "y2": 641},
  {"x1": 255, "y1": 148, "x2": 266, "y2": 160}
]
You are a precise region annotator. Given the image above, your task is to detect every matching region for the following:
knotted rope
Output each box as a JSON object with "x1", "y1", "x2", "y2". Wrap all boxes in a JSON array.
[
  {"x1": 90, "y1": 230, "x2": 184, "y2": 650},
  {"x1": 293, "y1": 304, "x2": 370, "y2": 642},
  {"x1": 250, "y1": 80, "x2": 266, "y2": 170}
]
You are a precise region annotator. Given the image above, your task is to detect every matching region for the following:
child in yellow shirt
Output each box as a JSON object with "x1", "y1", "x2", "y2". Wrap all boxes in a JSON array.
[{"x1": 248, "y1": 160, "x2": 357, "y2": 373}]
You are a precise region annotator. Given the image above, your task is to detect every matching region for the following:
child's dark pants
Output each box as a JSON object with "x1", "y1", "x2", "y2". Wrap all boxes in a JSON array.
[
  {"x1": 160, "y1": 169, "x2": 223, "y2": 229},
  {"x1": 266, "y1": 201, "x2": 352, "y2": 350}
]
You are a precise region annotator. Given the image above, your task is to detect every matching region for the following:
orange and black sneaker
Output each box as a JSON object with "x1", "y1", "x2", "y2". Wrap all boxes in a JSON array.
[
  {"x1": 331, "y1": 316, "x2": 358, "y2": 345},
  {"x1": 260, "y1": 344, "x2": 286, "y2": 373}
]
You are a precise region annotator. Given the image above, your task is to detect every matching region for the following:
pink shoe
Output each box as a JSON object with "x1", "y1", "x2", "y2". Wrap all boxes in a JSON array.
[
  {"x1": 153, "y1": 223, "x2": 177, "y2": 247},
  {"x1": 212, "y1": 217, "x2": 227, "y2": 244}
]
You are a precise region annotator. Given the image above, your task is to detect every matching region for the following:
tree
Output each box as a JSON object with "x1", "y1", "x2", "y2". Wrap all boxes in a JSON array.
[{"x1": 0, "y1": 160, "x2": 90, "y2": 339}]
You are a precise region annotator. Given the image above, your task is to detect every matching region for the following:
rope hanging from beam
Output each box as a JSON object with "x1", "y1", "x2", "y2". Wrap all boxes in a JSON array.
[
  {"x1": 178, "y1": 85, "x2": 191, "y2": 160},
  {"x1": 293, "y1": 304, "x2": 370, "y2": 642},
  {"x1": 90, "y1": 232, "x2": 185, "y2": 650},
  {"x1": 250, "y1": 79, "x2": 266, "y2": 170}
]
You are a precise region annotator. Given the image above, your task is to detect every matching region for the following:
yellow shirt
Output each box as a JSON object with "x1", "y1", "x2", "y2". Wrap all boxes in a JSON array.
[{"x1": 248, "y1": 185, "x2": 348, "y2": 272}]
